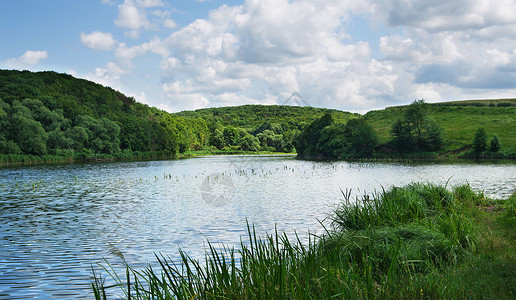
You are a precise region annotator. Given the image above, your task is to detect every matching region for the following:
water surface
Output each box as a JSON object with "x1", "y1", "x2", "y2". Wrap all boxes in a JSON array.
[{"x1": 0, "y1": 156, "x2": 514, "y2": 299}]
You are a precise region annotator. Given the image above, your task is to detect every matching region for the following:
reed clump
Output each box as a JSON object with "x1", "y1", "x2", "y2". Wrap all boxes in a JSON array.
[{"x1": 92, "y1": 183, "x2": 513, "y2": 299}]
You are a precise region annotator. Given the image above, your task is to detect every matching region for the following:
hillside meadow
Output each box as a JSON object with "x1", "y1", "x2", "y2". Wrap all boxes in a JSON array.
[{"x1": 364, "y1": 99, "x2": 516, "y2": 155}]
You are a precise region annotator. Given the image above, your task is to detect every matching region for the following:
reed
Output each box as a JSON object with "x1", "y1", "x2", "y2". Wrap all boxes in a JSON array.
[{"x1": 91, "y1": 183, "x2": 508, "y2": 299}]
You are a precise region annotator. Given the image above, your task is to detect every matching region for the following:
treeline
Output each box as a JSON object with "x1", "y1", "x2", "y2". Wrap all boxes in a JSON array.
[
  {"x1": 296, "y1": 99, "x2": 515, "y2": 159},
  {"x1": 0, "y1": 70, "x2": 208, "y2": 163},
  {"x1": 0, "y1": 70, "x2": 359, "y2": 164},
  {"x1": 3, "y1": 70, "x2": 510, "y2": 163},
  {"x1": 295, "y1": 100, "x2": 445, "y2": 158},
  {"x1": 175, "y1": 105, "x2": 358, "y2": 153}
]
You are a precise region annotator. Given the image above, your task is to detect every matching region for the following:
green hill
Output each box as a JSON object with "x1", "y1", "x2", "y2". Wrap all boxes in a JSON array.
[
  {"x1": 1, "y1": 69, "x2": 513, "y2": 162},
  {"x1": 0, "y1": 69, "x2": 209, "y2": 163},
  {"x1": 175, "y1": 105, "x2": 357, "y2": 129},
  {"x1": 363, "y1": 99, "x2": 516, "y2": 155},
  {"x1": 173, "y1": 105, "x2": 358, "y2": 153},
  {"x1": 0, "y1": 69, "x2": 357, "y2": 163}
]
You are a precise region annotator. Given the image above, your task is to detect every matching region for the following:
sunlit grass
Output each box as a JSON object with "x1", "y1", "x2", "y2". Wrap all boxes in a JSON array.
[{"x1": 91, "y1": 183, "x2": 515, "y2": 299}]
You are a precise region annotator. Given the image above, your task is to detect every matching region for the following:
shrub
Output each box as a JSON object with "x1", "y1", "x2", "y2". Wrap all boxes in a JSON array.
[
  {"x1": 490, "y1": 135, "x2": 501, "y2": 152},
  {"x1": 473, "y1": 127, "x2": 488, "y2": 152}
]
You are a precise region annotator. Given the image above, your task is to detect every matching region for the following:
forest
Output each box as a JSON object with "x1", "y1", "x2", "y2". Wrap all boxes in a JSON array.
[
  {"x1": 0, "y1": 70, "x2": 208, "y2": 163},
  {"x1": 0, "y1": 70, "x2": 357, "y2": 163},
  {"x1": 1, "y1": 69, "x2": 514, "y2": 164}
]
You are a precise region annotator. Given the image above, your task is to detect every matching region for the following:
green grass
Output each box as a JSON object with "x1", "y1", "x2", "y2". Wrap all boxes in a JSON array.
[
  {"x1": 364, "y1": 99, "x2": 516, "y2": 155},
  {"x1": 91, "y1": 183, "x2": 516, "y2": 299}
]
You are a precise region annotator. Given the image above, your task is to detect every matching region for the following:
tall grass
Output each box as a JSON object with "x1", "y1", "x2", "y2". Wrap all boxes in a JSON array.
[{"x1": 91, "y1": 183, "x2": 492, "y2": 299}]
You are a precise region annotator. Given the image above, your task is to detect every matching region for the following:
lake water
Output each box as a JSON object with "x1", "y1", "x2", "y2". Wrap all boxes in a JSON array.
[{"x1": 0, "y1": 155, "x2": 515, "y2": 299}]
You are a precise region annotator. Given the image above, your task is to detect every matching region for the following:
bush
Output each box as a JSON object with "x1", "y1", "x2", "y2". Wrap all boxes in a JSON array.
[
  {"x1": 473, "y1": 127, "x2": 488, "y2": 152},
  {"x1": 490, "y1": 135, "x2": 501, "y2": 152}
]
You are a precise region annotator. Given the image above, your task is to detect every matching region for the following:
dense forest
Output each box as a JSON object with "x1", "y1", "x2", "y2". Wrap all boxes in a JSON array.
[
  {"x1": 0, "y1": 70, "x2": 208, "y2": 162},
  {"x1": 1, "y1": 70, "x2": 514, "y2": 163},
  {"x1": 0, "y1": 70, "x2": 358, "y2": 163},
  {"x1": 175, "y1": 105, "x2": 357, "y2": 153}
]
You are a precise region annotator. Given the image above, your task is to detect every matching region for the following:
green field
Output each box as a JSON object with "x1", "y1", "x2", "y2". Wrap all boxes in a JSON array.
[{"x1": 364, "y1": 99, "x2": 516, "y2": 155}]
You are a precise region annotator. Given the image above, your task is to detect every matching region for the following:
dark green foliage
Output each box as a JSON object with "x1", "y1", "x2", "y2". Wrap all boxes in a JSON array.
[
  {"x1": 316, "y1": 123, "x2": 347, "y2": 158},
  {"x1": 295, "y1": 114, "x2": 378, "y2": 158},
  {"x1": 343, "y1": 118, "x2": 378, "y2": 157},
  {"x1": 177, "y1": 105, "x2": 357, "y2": 153},
  {"x1": 0, "y1": 69, "x2": 212, "y2": 161},
  {"x1": 257, "y1": 129, "x2": 285, "y2": 152},
  {"x1": 490, "y1": 135, "x2": 501, "y2": 152},
  {"x1": 390, "y1": 99, "x2": 444, "y2": 153},
  {"x1": 239, "y1": 133, "x2": 260, "y2": 151},
  {"x1": 424, "y1": 121, "x2": 444, "y2": 151},
  {"x1": 294, "y1": 113, "x2": 334, "y2": 157},
  {"x1": 473, "y1": 127, "x2": 488, "y2": 152},
  {"x1": 9, "y1": 101, "x2": 49, "y2": 155},
  {"x1": 391, "y1": 119, "x2": 414, "y2": 153}
]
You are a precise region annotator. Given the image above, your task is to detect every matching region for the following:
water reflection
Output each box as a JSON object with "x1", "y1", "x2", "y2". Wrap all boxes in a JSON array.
[{"x1": 0, "y1": 156, "x2": 515, "y2": 298}]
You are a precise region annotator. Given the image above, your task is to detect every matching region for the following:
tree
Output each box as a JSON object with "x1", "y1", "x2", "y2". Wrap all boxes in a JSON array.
[
  {"x1": 211, "y1": 128, "x2": 225, "y2": 149},
  {"x1": 473, "y1": 127, "x2": 488, "y2": 152},
  {"x1": 223, "y1": 126, "x2": 240, "y2": 146},
  {"x1": 294, "y1": 113, "x2": 334, "y2": 157},
  {"x1": 490, "y1": 135, "x2": 501, "y2": 152},
  {"x1": 424, "y1": 121, "x2": 444, "y2": 151},
  {"x1": 390, "y1": 99, "x2": 443, "y2": 153},
  {"x1": 343, "y1": 118, "x2": 378, "y2": 157},
  {"x1": 316, "y1": 123, "x2": 347, "y2": 158},
  {"x1": 391, "y1": 119, "x2": 414, "y2": 153},
  {"x1": 404, "y1": 99, "x2": 429, "y2": 148},
  {"x1": 66, "y1": 126, "x2": 89, "y2": 150},
  {"x1": 10, "y1": 101, "x2": 48, "y2": 155},
  {"x1": 47, "y1": 130, "x2": 71, "y2": 150},
  {"x1": 257, "y1": 130, "x2": 284, "y2": 152},
  {"x1": 240, "y1": 133, "x2": 260, "y2": 151}
]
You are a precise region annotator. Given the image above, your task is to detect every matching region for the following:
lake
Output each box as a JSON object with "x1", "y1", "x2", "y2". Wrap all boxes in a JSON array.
[{"x1": 0, "y1": 155, "x2": 515, "y2": 299}]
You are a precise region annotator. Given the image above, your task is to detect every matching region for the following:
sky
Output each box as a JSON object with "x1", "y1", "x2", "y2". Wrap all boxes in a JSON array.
[{"x1": 1, "y1": 0, "x2": 516, "y2": 113}]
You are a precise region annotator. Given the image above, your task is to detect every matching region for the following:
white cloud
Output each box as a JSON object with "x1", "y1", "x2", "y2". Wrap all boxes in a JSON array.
[
  {"x1": 153, "y1": 0, "x2": 383, "y2": 110},
  {"x1": 374, "y1": 0, "x2": 516, "y2": 34},
  {"x1": 135, "y1": 0, "x2": 164, "y2": 8},
  {"x1": 114, "y1": 0, "x2": 152, "y2": 37},
  {"x1": 5, "y1": 50, "x2": 48, "y2": 69},
  {"x1": 80, "y1": 31, "x2": 117, "y2": 51},
  {"x1": 84, "y1": 0, "x2": 516, "y2": 112},
  {"x1": 163, "y1": 18, "x2": 177, "y2": 29}
]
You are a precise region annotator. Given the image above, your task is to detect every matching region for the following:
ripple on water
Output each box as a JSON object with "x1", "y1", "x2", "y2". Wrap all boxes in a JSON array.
[{"x1": 0, "y1": 158, "x2": 514, "y2": 298}]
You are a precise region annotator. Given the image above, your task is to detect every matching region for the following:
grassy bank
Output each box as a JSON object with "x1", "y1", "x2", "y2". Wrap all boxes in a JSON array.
[
  {"x1": 91, "y1": 183, "x2": 515, "y2": 299},
  {"x1": 183, "y1": 150, "x2": 295, "y2": 156},
  {"x1": 0, "y1": 150, "x2": 177, "y2": 167},
  {"x1": 364, "y1": 99, "x2": 516, "y2": 156}
]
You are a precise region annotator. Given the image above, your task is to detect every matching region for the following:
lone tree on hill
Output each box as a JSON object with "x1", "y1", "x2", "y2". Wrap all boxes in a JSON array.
[
  {"x1": 473, "y1": 127, "x2": 488, "y2": 152},
  {"x1": 390, "y1": 99, "x2": 443, "y2": 153},
  {"x1": 489, "y1": 135, "x2": 501, "y2": 152}
]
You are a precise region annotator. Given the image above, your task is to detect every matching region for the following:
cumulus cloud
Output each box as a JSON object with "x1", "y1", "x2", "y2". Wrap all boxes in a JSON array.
[
  {"x1": 114, "y1": 0, "x2": 152, "y2": 37},
  {"x1": 371, "y1": 0, "x2": 516, "y2": 105},
  {"x1": 83, "y1": 62, "x2": 126, "y2": 90},
  {"x1": 373, "y1": 0, "x2": 516, "y2": 32},
  {"x1": 152, "y1": 0, "x2": 380, "y2": 110},
  {"x1": 135, "y1": 0, "x2": 165, "y2": 8},
  {"x1": 86, "y1": 0, "x2": 516, "y2": 112},
  {"x1": 80, "y1": 31, "x2": 117, "y2": 50},
  {"x1": 5, "y1": 50, "x2": 48, "y2": 69}
]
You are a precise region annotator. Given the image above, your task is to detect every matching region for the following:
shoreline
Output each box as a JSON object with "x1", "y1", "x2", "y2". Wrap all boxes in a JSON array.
[{"x1": 1, "y1": 150, "x2": 515, "y2": 168}]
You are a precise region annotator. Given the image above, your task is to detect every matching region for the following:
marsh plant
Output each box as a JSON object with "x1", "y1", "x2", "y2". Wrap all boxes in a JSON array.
[{"x1": 92, "y1": 183, "x2": 490, "y2": 299}]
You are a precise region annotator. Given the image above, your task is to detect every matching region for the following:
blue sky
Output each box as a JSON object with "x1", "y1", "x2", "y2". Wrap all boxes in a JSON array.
[{"x1": 2, "y1": 0, "x2": 516, "y2": 113}]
